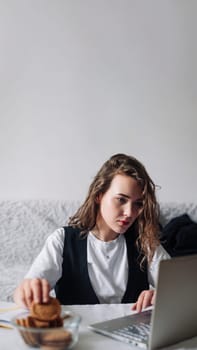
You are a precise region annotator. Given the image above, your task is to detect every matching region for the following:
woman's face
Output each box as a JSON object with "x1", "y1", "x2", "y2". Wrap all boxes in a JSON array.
[{"x1": 96, "y1": 174, "x2": 143, "y2": 240}]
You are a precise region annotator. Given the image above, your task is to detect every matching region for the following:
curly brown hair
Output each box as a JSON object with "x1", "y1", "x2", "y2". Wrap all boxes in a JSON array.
[{"x1": 69, "y1": 153, "x2": 160, "y2": 264}]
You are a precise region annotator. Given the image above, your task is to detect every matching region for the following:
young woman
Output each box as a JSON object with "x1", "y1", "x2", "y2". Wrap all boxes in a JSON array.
[{"x1": 13, "y1": 153, "x2": 170, "y2": 312}]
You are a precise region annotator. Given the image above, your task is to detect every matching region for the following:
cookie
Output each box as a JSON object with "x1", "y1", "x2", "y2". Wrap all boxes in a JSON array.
[
  {"x1": 32, "y1": 318, "x2": 51, "y2": 328},
  {"x1": 49, "y1": 316, "x2": 63, "y2": 328},
  {"x1": 42, "y1": 329, "x2": 72, "y2": 343},
  {"x1": 41, "y1": 329, "x2": 72, "y2": 347},
  {"x1": 41, "y1": 347, "x2": 65, "y2": 350},
  {"x1": 30, "y1": 297, "x2": 61, "y2": 321}
]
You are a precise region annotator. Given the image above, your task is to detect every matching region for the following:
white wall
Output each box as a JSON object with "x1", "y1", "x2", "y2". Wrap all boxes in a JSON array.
[{"x1": 0, "y1": 0, "x2": 196, "y2": 202}]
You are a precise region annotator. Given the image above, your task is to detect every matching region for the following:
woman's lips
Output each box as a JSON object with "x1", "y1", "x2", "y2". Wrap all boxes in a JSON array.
[{"x1": 118, "y1": 220, "x2": 130, "y2": 226}]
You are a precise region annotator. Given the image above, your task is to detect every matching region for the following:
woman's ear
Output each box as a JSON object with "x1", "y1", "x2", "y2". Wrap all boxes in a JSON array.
[{"x1": 95, "y1": 193, "x2": 102, "y2": 204}]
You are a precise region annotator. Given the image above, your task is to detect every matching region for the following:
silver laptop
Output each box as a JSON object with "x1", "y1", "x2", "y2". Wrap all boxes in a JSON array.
[{"x1": 89, "y1": 254, "x2": 197, "y2": 349}]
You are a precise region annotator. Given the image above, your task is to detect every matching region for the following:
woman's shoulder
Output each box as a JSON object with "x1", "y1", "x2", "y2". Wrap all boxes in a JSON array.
[
  {"x1": 63, "y1": 226, "x2": 82, "y2": 234},
  {"x1": 46, "y1": 227, "x2": 65, "y2": 245},
  {"x1": 62, "y1": 226, "x2": 86, "y2": 242},
  {"x1": 46, "y1": 226, "x2": 85, "y2": 248},
  {"x1": 152, "y1": 244, "x2": 171, "y2": 262},
  {"x1": 49, "y1": 226, "x2": 81, "y2": 239}
]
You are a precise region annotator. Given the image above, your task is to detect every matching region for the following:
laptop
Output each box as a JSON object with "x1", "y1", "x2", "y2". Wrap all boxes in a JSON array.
[{"x1": 89, "y1": 254, "x2": 197, "y2": 349}]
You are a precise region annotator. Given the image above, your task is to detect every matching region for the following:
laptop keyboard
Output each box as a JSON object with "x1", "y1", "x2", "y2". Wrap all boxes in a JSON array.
[{"x1": 112, "y1": 322, "x2": 150, "y2": 343}]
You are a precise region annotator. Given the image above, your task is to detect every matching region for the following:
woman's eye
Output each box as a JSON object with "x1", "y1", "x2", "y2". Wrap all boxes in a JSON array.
[
  {"x1": 134, "y1": 201, "x2": 143, "y2": 208},
  {"x1": 117, "y1": 197, "x2": 126, "y2": 204}
]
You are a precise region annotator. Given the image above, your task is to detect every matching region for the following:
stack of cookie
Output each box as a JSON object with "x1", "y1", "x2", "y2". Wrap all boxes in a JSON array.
[
  {"x1": 29, "y1": 296, "x2": 63, "y2": 328},
  {"x1": 15, "y1": 297, "x2": 72, "y2": 349}
]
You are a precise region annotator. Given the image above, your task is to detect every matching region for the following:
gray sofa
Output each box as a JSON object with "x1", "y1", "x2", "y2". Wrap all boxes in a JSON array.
[{"x1": 0, "y1": 200, "x2": 197, "y2": 302}]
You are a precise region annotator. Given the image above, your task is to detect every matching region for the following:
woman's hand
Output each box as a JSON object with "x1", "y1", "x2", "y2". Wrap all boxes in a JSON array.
[
  {"x1": 13, "y1": 278, "x2": 50, "y2": 308},
  {"x1": 131, "y1": 289, "x2": 155, "y2": 313}
]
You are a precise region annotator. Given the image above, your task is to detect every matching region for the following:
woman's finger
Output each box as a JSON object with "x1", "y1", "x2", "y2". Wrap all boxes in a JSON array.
[
  {"x1": 131, "y1": 290, "x2": 155, "y2": 313},
  {"x1": 30, "y1": 278, "x2": 43, "y2": 304},
  {"x1": 141, "y1": 290, "x2": 154, "y2": 310},
  {"x1": 23, "y1": 279, "x2": 33, "y2": 308},
  {"x1": 40, "y1": 279, "x2": 50, "y2": 303},
  {"x1": 131, "y1": 290, "x2": 146, "y2": 312}
]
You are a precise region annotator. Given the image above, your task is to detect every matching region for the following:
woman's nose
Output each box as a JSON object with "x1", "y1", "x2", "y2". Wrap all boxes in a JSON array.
[
  {"x1": 124, "y1": 203, "x2": 133, "y2": 217},
  {"x1": 124, "y1": 203, "x2": 139, "y2": 218}
]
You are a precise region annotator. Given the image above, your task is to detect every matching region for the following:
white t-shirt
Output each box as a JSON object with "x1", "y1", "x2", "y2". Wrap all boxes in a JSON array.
[{"x1": 25, "y1": 228, "x2": 170, "y2": 303}]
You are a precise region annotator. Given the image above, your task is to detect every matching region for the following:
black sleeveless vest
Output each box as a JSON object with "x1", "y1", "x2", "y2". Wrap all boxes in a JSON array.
[{"x1": 55, "y1": 226, "x2": 149, "y2": 305}]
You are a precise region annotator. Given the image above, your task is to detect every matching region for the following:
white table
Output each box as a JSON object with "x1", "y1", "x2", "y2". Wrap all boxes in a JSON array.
[{"x1": 1, "y1": 302, "x2": 197, "y2": 350}]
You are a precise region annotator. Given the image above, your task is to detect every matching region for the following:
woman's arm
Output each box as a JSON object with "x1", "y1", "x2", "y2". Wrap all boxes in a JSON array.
[
  {"x1": 148, "y1": 244, "x2": 170, "y2": 287},
  {"x1": 13, "y1": 228, "x2": 65, "y2": 308},
  {"x1": 131, "y1": 245, "x2": 170, "y2": 312}
]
